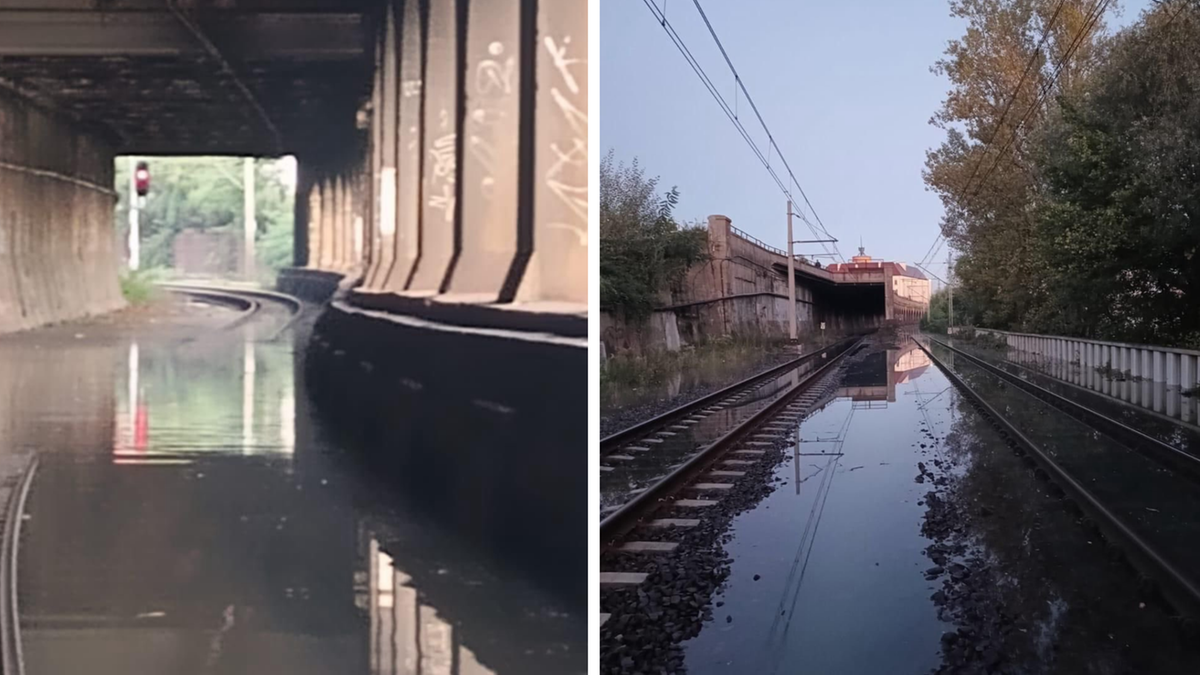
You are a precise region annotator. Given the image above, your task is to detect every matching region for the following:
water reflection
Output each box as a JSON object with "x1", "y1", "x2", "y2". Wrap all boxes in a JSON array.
[
  {"x1": 995, "y1": 340, "x2": 1200, "y2": 429},
  {"x1": 681, "y1": 342, "x2": 944, "y2": 674},
  {"x1": 113, "y1": 338, "x2": 295, "y2": 459},
  {"x1": 367, "y1": 540, "x2": 492, "y2": 675},
  {"x1": 0, "y1": 317, "x2": 582, "y2": 674}
]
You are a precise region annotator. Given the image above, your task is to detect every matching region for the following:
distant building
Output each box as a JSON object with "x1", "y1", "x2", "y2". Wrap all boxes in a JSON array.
[{"x1": 826, "y1": 246, "x2": 931, "y2": 317}]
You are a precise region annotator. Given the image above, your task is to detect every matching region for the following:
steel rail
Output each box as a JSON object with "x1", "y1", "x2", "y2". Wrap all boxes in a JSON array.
[
  {"x1": 0, "y1": 456, "x2": 38, "y2": 675},
  {"x1": 600, "y1": 336, "x2": 863, "y2": 545},
  {"x1": 162, "y1": 286, "x2": 261, "y2": 331},
  {"x1": 914, "y1": 336, "x2": 1200, "y2": 619},
  {"x1": 929, "y1": 336, "x2": 1200, "y2": 483},
  {"x1": 160, "y1": 283, "x2": 303, "y2": 339},
  {"x1": 600, "y1": 334, "x2": 861, "y2": 455}
]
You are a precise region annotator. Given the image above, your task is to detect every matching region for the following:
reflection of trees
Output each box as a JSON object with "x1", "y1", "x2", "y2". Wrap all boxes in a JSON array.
[
  {"x1": 940, "y1": 391, "x2": 1200, "y2": 673},
  {"x1": 121, "y1": 339, "x2": 294, "y2": 454}
]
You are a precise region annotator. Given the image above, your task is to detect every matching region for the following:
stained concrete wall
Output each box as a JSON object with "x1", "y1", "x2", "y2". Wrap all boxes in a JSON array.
[
  {"x1": 0, "y1": 89, "x2": 123, "y2": 332},
  {"x1": 300, "y1": 0, "x2": 588, "y2": 313},
  {"x1": 600, "y1": 215, "x2": 886, "y2": 356}
]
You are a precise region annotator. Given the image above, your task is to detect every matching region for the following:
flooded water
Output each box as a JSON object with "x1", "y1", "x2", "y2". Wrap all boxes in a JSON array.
[
  {"x1": 600, "y1": 349, "x2": 834, "y2": 514},
  {"x1": 680, "y1": 338, "x2": 1200, "y2": 674},
  {"x1": 0, "y1": 298, "x2": 584, "y2": 675},
  {"x1": 681, "y1": 341, "x2": 948, "y2": 674},
  {"x1": 945, "y1": 336, "x2": 1200, "y2": 459},
  {"x1": 601, "y1": 339, "x2": 835, "y2": 414}
]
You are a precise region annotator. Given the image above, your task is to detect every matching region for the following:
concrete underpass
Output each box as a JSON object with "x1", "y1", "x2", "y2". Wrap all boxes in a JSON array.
[{"x1": 0, "y1": 2, "x2": 586, "y2": 674}]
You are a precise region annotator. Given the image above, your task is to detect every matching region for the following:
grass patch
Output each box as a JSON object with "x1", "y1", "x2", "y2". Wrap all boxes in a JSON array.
[
  {"x1": 119, "y1": 268, "x2": 166, "y2": 305},
  {"x1": 601, "y1": 335, "x2": 784, "y2": 392}
]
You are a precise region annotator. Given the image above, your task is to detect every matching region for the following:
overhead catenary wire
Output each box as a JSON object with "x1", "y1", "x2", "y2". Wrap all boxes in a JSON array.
[
  {"x1": 968, "y1": 0, "x2": 1111, "y2": 203},
  {"x1": 916, "y1": 0, "x2": 1110, "y2": 269},
  {"x1": 957, "y1": 0, "x2": 1068, "y2": 198},
  {"x1": 688, "y1": 0, "x2": 842, "y2": 259},
  {"x1": 641, "y1": 0, "x2": 845, "y2": 261}
]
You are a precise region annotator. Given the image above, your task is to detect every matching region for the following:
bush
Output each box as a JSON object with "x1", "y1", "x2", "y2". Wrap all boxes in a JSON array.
[
  {"x1": 600, "y1": 151, "x2": 707, "y2": 320},
  {"x1": 119, "y1": 268, "x2": 166, "y2": 305}
]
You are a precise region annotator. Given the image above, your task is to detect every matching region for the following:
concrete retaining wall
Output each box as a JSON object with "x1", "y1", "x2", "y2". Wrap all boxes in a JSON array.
[{"x1": 0, "y1": 90, "x2": 123, "y2": 332}]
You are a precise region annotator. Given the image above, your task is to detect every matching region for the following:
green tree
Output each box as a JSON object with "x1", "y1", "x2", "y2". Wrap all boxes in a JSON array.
[
  {"x1": 924, "y1": 0, "x2": 1108, "y2": 329},
  {"x1": 115, "y1": 157, "x2": 295, "y2": 276},
  {"x1": 599, "y1": 151, "x2": 707, "y2": 320},
  {"x1": 1030, "y1": 2, "x2": 1200, "y2": 346}
]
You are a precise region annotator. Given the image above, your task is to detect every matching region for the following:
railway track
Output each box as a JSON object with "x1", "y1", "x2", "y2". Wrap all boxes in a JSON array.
[
  {"x1": 600, "y1": 335, "x2": 862, "y2": 457},
  {"x1": 600, "y1": 336, "x2": 865, "y2": 516},
  {"x1": 915, "y1": 336, "x2": 1200, "y2": 620},
  {"x1": 599, "y1": 335, "x2": 865, "y2": 626},
  {"x1": 160, "y1": 283, "x2": 303, "y2": 338}
]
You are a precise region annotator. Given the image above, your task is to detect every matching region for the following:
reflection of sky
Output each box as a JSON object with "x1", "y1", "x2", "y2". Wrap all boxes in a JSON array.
[{"x1": 114, "y1": 339, "x2": 296, "y2": 460}]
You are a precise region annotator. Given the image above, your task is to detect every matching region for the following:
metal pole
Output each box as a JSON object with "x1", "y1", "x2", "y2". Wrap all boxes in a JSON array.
[
  {"x1": 947, "y1": 248, "x2": 953, "y2": 332},
  {"x1": 243, "y1": 157, "x2": 257, "y2": 280},
  {"x1": 787, "y1": 200, "x2": 797, "y2": 340},
  {"x1": 127, "y1": 156, "x2": 140, "y2": 271}
]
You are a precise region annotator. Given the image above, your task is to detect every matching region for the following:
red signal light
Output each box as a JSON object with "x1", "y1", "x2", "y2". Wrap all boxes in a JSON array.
[{"x1": 134, "y1": 161, "x2": 150, "y2": 197}]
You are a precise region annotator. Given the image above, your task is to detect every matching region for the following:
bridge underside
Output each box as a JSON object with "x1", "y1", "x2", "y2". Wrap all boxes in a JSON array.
[
  {"x1": 0, "y1": 3, "x2": 371, "y2": 156},
  {"x1": 1, "y1": 0, "x2": 588, "y2": 333}
]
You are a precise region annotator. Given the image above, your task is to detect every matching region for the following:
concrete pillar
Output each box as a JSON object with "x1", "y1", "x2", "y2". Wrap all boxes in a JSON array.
[
  {"x1": 1153, "y1": 351, "x2": 1165, "y2": 383},
  {"x1": 518, "y1": 0, "x2": 588, "y2": 304},
  {"x1": 409, "y1": 0, "x2": 466, "y2": 293},
  {"x1": 386, "y1": 0, "x2": 427, "y2": 291},
  {"x1": 1143, "y1": 349, "x2": 1153, "y2": 381},
  {"x1": 333, "y1": 176, "x2": 347, "y2": 269},
  {"x1": 307, "y1": 183, "x2": 322, "y2": 269},
  {"x1": 293, "y1": 161, "x2": 314, "y2": 267},
  {"x1": 364, "y1": 25, "x2": 383, "y2": 285},
  {"x1": 320, "y1": 179, "x2": 337, "y2": 270},
  {"x1": 1167, "y1": 352, "x2": 1180, "y2": 388},
  {"x1": 371, "y1": 4, "x2": 399, "y2": 287},
  {"x1": 450, "y1": 0, "x2": 531, "y2": 301}
]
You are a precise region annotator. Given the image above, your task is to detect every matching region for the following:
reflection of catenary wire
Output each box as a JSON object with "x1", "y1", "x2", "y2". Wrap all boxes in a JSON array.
[
  {"x1": 639, "y1": 0, "x2": 844, "y2": 262},
  {"x1": 762, "y1": 404, "x2": 854, "y2": 672}
]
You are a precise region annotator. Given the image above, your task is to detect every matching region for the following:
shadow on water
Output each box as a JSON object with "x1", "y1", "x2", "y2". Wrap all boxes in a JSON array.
[{"x1": 0, "y1": 313, "x2": 584, "y2": 674}]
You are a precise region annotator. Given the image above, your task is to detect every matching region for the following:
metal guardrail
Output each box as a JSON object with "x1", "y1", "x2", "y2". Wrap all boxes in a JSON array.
[
  {"x1": 729, "y1": 225, "x2": 787, "y2": 257},
  {"x1": 929, "y1": 336, "x2": 1200, "y2": 483},
  {"x1": 957, "y1": 327, "x2": 1200, "y2": 389},
  {"x1": 915, "y1": 336, "x2": 1200, "y2": 619}
]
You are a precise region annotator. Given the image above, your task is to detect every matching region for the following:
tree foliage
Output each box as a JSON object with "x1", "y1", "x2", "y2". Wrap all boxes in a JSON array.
[
  {"x1": 114, "y1": 157, "x2": 295, "y2": 275},
  {"x1": 600, "y1": 151, "x2": 707, "y2": 320},
  {"x1": 927, "y1": 0, "x2": 1200, "y2": 347},
  {"x1": 926, "y1": 0, "x2": 1108, "y2": 329}
]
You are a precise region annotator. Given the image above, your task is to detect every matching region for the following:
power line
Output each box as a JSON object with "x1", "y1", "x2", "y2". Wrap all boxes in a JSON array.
[
  {"x1": 688, "y1": 0, "x2": 841, "y2": 258},
  {"x1": 958, "y1": 0, "x2": 1068, "y2": 198},
  {"x1": 916, "y1": 0, "x2": 1109, "y2": 268},
  {"x1": 969, "y1": 0, "x2": 1111, "y2": 201},
  {"x1": 640, "y1": 0, "x2": 844, "y2": 261}
]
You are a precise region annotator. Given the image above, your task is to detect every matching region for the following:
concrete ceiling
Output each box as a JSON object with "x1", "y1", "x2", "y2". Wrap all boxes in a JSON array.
[{"x1": 0, "y1": 2, "x2": 376, "y2": 157}]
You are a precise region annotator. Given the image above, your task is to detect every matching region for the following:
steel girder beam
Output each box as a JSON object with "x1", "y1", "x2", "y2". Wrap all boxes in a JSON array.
[{"x1": 0, "y1": 11, "x2": 365, "y2": 59}]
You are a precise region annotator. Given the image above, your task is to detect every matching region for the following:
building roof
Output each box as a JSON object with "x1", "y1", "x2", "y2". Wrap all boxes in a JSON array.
[{"x1": 825, "y1": 260, "x2": 928, "y2": 280}]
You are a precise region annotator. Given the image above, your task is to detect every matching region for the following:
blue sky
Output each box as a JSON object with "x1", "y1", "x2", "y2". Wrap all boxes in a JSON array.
[{"x1": 600, "y1": 0, "x2": 1151, "y2": 283}]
